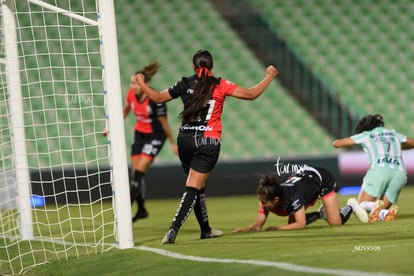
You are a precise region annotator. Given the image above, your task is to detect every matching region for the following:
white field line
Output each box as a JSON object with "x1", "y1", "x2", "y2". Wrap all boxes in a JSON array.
[
  {"x1": 137, "y1": 246, "x2": 407, "y2": 276},
  {"x1": 0, "y1": 235, "x2": 409, "y2": 275}
]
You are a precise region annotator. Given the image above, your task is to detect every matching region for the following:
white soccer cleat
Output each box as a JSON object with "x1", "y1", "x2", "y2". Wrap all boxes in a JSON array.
[
  {"x1": 200, "y1": 228, "x2": 223, "y2": 239},
  {"x1": 347, "y1": 198, "x2": 369, "y2": 223},
  {"x1": 161, "y1": 228, "x2": 177, "y2": 244}
]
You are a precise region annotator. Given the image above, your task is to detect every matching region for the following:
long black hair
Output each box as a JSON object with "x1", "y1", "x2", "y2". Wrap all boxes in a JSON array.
[
  {"x1": 179, "y1": 50, "x2": 219, "y2": 124},
  {"x1": 354, "y1": 114, "x2": 384, "y2": 134},
  {"x1": 256, "y1": 175, "x2": 282, "y2": 201}
]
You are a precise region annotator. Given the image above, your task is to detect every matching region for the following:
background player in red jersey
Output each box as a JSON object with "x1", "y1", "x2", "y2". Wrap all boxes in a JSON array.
[
  {"x1": 232, "y1": 165, "x2": 368, "y2": 232},
  {"x1": 124, "y1": 61, "x2": 178, "y2": 222},
  {"x1": 136, "y1": 50, "x2": 278, "y2": 244}
]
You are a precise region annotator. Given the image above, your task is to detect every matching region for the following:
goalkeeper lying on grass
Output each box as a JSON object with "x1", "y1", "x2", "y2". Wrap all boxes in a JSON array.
[{"x1": 232, "y1": 165, "x2": 367, "y2": 232}]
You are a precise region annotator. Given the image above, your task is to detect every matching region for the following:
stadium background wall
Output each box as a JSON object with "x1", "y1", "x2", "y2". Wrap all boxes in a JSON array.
[{"x1": 30, "y1": 156, "x2": 414, "y2": 204}]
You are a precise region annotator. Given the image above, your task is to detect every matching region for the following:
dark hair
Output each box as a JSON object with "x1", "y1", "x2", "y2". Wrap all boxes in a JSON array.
[
  {"x1": 354, "y1": 114, "x2": 384, "y2": 134},
  {"x1": 179, "y1": 50, "x2": 219, "y2": 124},
  {"x1": 135, "y1": 61, "x2": 160, "y2": 83},
  {"x1": 256, "y1": 175, "x2": 281, "y2": 201}
]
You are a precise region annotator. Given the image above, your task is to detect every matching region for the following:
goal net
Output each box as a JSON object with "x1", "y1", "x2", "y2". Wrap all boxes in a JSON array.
[{"x1": 0, "y1": 0, "x2": 133, "y2": 274}]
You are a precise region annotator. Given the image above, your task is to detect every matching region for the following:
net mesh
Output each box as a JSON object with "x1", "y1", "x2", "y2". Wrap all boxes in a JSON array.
[{"x1": 0, "y1": 1, "x2": 117, "y2": 274}]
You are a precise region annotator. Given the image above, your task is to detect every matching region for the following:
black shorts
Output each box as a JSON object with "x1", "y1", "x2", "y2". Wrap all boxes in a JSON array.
[
  {"x1": 177, "y1": 132, "x2": 221, "y2": 174},
  {"x1": 313, "y1": 167, "x2": 337, "y2": 198},
  {"x1": 131, "y1": 131, "x2": 166, "y2": 159}
]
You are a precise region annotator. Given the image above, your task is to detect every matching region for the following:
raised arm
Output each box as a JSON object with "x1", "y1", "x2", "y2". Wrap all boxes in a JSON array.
[
  {"x1": 332, "y1": 137, "x2": 356, "y2": 148},
  {"x1": 135, "y1": 73, "x2": 173, "y2": 103},
  {"x1": 231, "y1": 65, "x2": 278, "y2": 100},
  {"x1": 402, "y1": 137, "x2": 414, "y2": 150}
]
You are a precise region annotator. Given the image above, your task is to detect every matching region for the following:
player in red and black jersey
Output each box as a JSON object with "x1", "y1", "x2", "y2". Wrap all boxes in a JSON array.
[
  {"x1": 232, "y1": 165, "x2": 367, "y2": 232},
  {"x1": 136, "y1": 50, "x2": 278, "y2": 243},
  {"x1": 124, "y1": 62, "x2": 178, "y2": 222}
]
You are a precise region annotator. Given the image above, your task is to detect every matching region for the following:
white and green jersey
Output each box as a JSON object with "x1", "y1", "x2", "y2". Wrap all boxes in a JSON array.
[{"x1": 351, "y1": 127, "x2": 407, "y2": 171}]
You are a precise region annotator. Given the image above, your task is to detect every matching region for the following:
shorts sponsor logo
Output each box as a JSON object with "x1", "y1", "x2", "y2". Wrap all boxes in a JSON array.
[
  {"x1": 151, "y1": 139, "x2": 163, "y2": 146},
  {"x1": 291, "y1": 199, "x2": 302, "y2": 211}
]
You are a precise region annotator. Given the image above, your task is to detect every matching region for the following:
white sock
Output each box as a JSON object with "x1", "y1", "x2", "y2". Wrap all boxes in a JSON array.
[
  {"x1": 378, "y1": 209, "x2": 388, "y2": 221},
  {"x1": 360, "y1": 201, "x2": 376, "y2": 212}
]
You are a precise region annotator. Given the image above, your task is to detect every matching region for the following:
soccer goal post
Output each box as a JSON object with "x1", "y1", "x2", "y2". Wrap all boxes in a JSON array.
[{"x1": 0, "y1": 0, "x2": 133, "y2": 274}]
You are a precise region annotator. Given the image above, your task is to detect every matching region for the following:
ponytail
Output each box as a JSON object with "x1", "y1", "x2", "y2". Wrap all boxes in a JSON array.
[
  {"x1": 179, "y1": 50, "x2": 219, "y2": 124},
  {"x1": 257, "y1": 175, "x2": 281, "y2": 201},
  {"x1": 135, "y1": 61, "x2": 160, "y2": 83}
]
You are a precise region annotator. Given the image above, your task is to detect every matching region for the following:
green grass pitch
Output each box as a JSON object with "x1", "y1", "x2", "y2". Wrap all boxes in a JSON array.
[{"x1": 14, "y1": 186, "x2": 414, "y2": 275}]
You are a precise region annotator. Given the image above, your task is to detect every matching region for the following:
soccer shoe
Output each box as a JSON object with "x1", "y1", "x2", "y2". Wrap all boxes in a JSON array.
[
  {"x1": 200, "y1": 228, "x2": 223, "y2": 239},
  {"x1": 369, "y1": 200, "x2": 384, "y2": 223},
  {"x1": 161, "y1": 228, "x2": 177, "y2": 244},
  {"x1": 347, "y1": 198, "x2": 368, "y2": 223},
  {"x1": 318, "y1": 204, "x2": 327, "y2": 221},
  {"x1": 132, "y1": 210, "x2": 148, "y2": 222},
  {"x1": 384, "y1": 205, "x2": 399, "y2": 221}
]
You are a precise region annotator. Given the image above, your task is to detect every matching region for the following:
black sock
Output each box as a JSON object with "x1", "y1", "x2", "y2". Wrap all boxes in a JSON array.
[
  {"x1": 131, "y1": 171, "x2": 146, "y2": 210},
  {"x1": 305, "y1": 211, "x2": 320, "y2": 225},
  {"x1": 194, "y1": 188, "x2": 210, "y2": 233},
  {"x1": 136, "y1": 195, "x2": 146, "y2": 213},
  {"x1": 340, "y1": 205, "x2": 353, "y2": 224},
  {"x1": 170, "y1": 187, "x2": 199, "y2": 232}
]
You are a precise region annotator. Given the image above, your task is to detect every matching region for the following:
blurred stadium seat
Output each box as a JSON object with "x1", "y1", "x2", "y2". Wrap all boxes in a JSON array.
[
  {"x1": 252, "y1": 0, "x2": 414, "y2": 137},
  {"x1": 24, "y1": 0, "x2": 405, "y2": 167},
  {"x1": 114, "y1": 0, "x2": 335, "y2": 161}
]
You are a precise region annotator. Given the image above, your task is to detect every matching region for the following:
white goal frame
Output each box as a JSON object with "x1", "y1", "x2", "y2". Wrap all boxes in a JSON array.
[{"x1": 1, "y1": 0, "x2": 133, "y2": 273}]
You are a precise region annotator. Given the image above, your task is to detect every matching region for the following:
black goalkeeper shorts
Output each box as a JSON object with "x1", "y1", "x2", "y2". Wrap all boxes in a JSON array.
[{"x1": 131, "y1": 131, "x2": 166, "y2": 159}]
